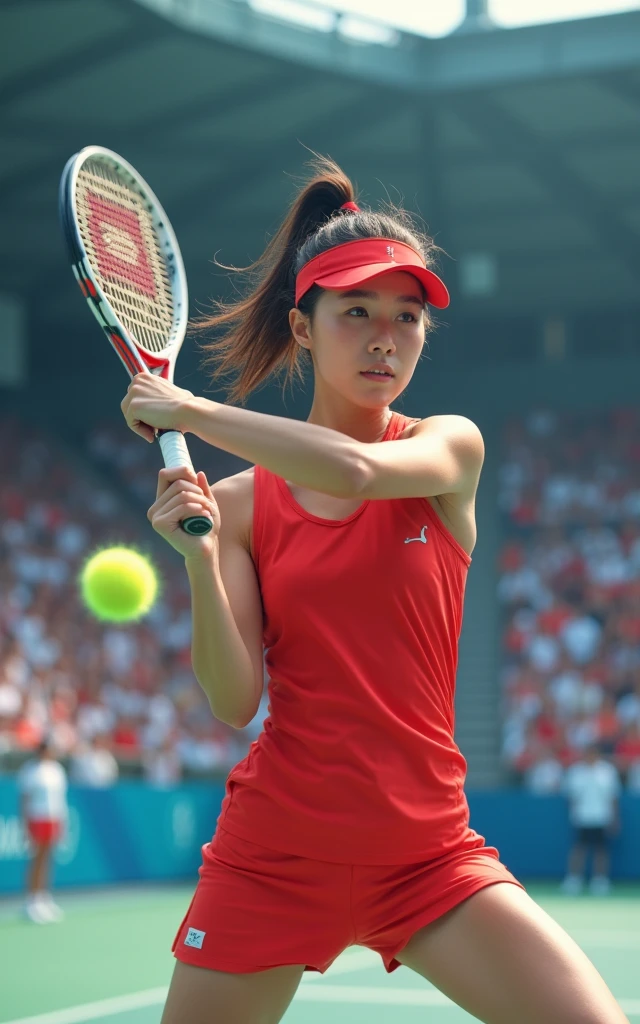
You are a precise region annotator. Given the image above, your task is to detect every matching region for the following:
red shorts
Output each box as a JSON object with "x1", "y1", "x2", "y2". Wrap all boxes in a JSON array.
[
  {"x1": 27, "y1": 820, "x2": 62, "y2": 845},
  {"x1": 172, "y1": 826, "x2": 524, "y2": 975}
]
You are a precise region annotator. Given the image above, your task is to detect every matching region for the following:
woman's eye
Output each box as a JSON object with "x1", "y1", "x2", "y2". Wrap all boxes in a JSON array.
[
  {"x1": 398, "y1": 312, "x2": 417, "y2": 323},
  {"x1": 346, "y1": 307, "x2": 367, "y2": 317}
]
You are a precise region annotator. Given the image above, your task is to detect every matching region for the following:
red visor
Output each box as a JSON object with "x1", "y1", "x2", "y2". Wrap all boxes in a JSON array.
[{"x1": 295, "y1": 237, "x2": 449, "y2": 309}]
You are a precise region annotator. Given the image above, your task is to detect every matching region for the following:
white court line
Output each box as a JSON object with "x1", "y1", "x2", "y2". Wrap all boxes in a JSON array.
[
  {"x1": 0, "y1": 949, "x2": 377, "y2": 1024},
  {"x1": 4, "y1": 987, "x2": 640, "y2": 1023},
  {"x1": 297, "y1": 984, "x2": 451, "y2": 1006},
  {"x1": 4, "y1": 950, "x2": 640, "y2": 1024},
  {"x1": 0, "y1": 989, "x2": 169, "y2": 1024},
  {"x1": 297, "y1": 989, "x2": 640, "y2": 1014}
]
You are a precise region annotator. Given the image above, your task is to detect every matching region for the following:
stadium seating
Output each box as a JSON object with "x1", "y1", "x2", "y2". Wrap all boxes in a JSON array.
[
  {"x1": 0, "y1": 417, "x2": 266, "y2": 785},
  {"x1": 498, "y1": 408, "x2": 640, "y2": 791}
]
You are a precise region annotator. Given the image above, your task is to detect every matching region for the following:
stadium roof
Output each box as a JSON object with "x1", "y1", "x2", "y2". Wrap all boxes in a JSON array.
[{"x1": 2, "y1": 0, "x2": 640, "y2": 336}]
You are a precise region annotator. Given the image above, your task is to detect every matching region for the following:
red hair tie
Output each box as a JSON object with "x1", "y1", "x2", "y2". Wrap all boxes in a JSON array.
[{"x1": 340, "y1": 201, "x2": 360, "y2": 213}]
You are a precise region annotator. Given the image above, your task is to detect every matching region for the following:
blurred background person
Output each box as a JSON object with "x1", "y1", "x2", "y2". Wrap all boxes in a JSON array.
[
  {"x1": 69, "y1": 733, "x2": 119, "y2": 788},
  {"x1": 561, "y1": 743, "x2": 621, "y2": 896},
  {"x1": 142, "y1": 731, "x2": 182, "y2": 788},
  {"x1": 17, "y1": 736, "x2": 68, "y2": 923},
  {"x1": 523, "y1": 741, "x2": 565, "y2": 795}
]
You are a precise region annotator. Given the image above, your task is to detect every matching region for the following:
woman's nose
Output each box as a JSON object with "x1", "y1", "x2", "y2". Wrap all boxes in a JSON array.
[{"x1": 370, "y1": 323, "x2": 397, "y2": 350}]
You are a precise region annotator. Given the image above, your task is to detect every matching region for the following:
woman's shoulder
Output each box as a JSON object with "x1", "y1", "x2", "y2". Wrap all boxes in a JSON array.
[
  {"x1": 212, "y1": 465, "x2": 255, "y2": 495},
  {"x1": 211, "y1": 467, "x2": 255, "y2": 553},
  {"x1": 395, "y1": 413, "x2": 421, "y2": 439},
  {"x1": 406, "y1": 413, "x2": 483, "y2": 440}
]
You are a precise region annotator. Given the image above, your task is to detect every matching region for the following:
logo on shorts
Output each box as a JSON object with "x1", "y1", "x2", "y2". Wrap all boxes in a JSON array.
[{"x1": 184, "y1": 927, "x2": 206, "y2": 949}]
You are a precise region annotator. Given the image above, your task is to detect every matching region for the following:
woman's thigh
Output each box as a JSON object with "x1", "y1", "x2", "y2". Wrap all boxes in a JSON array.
[
  {"x1": 396, "y1": 882, "x2": 628, "y2": 1024},
  {"x1": 161, "y1": 960, "x2": 305, "y2": 1024}
]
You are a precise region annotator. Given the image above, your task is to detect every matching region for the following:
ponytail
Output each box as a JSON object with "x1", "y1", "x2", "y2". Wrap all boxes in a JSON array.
[
  {"x1": 194, "y1": 154, "x2": 352, "y2": 405},
  {"x1": 195, "y1": 152, "x2": 440, "y2": 405}
]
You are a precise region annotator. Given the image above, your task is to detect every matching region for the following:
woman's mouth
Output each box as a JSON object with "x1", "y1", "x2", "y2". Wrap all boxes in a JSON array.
[{"x1": 360, "y1": 371, "x2": 394, "y2": 381}]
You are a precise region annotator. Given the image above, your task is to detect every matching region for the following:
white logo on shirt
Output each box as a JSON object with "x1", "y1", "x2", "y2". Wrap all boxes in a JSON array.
[
  {"x1": 184, "y1": 927, "x2": 206, "y2": 949},
  {"x1": 405, "y1": 525, "x2": 428, "y2": 545}
]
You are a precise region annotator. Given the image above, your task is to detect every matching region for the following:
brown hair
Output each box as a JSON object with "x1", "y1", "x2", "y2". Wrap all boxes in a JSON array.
[{"x1": 195, "y1": 153, "x2": 442, "y2": 405}]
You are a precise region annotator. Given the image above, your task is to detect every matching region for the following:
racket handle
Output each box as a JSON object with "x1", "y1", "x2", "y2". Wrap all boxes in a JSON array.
[{"x1": 157, "y1": 429, "x2": 213, "y2": 536}]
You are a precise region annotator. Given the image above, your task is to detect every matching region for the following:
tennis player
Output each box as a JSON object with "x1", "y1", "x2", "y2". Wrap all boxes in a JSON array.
[
  {"x1": 121, "y1": 157, "x2": 627, "y2": 1024},
  {"x1": 17, "y1": 736, "x2": 67, "y2": 924}
]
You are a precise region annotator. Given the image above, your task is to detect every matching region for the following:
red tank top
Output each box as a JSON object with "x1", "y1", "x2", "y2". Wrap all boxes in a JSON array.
[{"x1": 217, "y1": 411, "x2": 482, "y2": 863}]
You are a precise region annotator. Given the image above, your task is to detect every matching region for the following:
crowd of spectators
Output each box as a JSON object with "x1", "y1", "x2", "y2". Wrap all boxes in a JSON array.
[
  {"x1": 0, "y1": 417, "x2": 268, "y2": 788},
  {"x1": 87, "y1": 419, "x2": 244, "y2": 509},
  {"x1": 499, "y1": 408, "x2": 640, "y2": 793},
  {"x1": 9, "y1": 405, "x2": 640, "y2": 796}
]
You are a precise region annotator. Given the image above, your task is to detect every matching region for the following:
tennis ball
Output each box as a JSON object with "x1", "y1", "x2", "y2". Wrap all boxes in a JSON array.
[{"x1": 79, "y1": 546, "x2": 159, "y2": 623}]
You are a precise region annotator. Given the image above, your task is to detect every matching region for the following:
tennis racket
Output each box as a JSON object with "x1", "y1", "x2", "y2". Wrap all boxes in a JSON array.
[{"x1": 59, "y1": 145, "x2": 212, "y2": 536}]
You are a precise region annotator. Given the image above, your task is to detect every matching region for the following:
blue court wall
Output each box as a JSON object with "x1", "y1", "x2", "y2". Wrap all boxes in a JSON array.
[{"x1": 1, "y1": 780, "x2": 639, "y2": 894}]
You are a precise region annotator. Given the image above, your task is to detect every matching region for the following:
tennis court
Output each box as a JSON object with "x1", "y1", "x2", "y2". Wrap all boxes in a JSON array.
[{"x1": 2, "y1": 884, "x2": 640, "y2": 1023}]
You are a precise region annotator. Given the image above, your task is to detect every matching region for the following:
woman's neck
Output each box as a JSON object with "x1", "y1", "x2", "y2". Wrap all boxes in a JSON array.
[{"x1": 306, "y1": 403, "x2": 393, "y2": 444}]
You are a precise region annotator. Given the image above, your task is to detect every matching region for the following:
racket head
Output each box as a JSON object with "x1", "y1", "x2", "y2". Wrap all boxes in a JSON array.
[{"x1": 59, "y1": 146, "x2": 188, "y2": 380}]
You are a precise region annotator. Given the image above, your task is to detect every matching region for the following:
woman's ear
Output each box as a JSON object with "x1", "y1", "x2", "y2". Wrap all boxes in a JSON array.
[{"x1": 289, "y1": 307, "x2": 312, "y2": 351}]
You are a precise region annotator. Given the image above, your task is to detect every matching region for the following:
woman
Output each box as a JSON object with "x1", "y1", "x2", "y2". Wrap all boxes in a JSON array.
[{"x1": 122, "y1": 157, "x2": 627, "y2": 1024}]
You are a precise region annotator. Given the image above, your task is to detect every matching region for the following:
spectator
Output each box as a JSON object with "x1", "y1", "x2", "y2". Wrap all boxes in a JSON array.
[
  {"x1": 111, "y1": 716, "x2": 140, "y2": 760},
  {"x1": 561, "y1": 744, "x2": 621, "y2": 896},
  {"x1": 524, "y1": 743, "x2": 564, "y2": 795},
  {"x1": 143, "y1": 733, "x2": 182, "y2": 788},
  {"x1": 70, "y1": 735, "x2": 119, "y2": 787},
  {"x1": 613, "y1": 721, "x2": 640, "y2": 781}
]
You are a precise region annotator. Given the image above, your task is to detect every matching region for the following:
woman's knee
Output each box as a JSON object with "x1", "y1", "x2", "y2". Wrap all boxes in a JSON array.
[{"x1": 160, "y1": 960, "x2": 305, "y2": 1024}]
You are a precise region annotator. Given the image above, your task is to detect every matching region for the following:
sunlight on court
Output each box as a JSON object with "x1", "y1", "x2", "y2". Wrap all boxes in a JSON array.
[{"x1": 2, "y1": 886, "x2": 640, "y2": 1024}]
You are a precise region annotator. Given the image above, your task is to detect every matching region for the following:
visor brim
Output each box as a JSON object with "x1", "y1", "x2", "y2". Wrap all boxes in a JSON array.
[{"x1": 315, "y1": 263, "x2": 450, "y2": 309}]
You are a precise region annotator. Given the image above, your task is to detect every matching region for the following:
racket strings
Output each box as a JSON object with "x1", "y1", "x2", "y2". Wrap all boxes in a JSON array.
[{"x1": 75, "y1": 159, "x2": 175, "y2": 354}]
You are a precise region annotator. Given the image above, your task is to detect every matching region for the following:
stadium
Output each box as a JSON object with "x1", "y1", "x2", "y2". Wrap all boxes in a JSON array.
[{"x1": 1, "y1": 0, "x2": 640, "y2": 1020}]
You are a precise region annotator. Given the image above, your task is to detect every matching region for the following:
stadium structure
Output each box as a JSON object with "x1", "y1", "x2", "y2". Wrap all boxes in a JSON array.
[{"x1": 1, "y1": 0, "x2": 640, "y2": 794}]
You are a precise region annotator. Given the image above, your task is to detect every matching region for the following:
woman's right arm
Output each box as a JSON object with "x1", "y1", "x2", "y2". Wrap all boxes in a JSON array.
[{"x1": 148, "y1": 467, "x2": 264, "y2": 729}]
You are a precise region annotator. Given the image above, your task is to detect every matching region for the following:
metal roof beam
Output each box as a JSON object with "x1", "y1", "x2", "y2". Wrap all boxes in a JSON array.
[
  {"x1": 0, "y1": 66, "x2": 302, "y2": 210},
  {"x1": 0, "y1": 3, "x2": 169, "y2": 109},
  {"x1": 444, "y1": 94, "x2": 640, "y2": 282},
  {"x1": 134, "y1": 0, "x2": 640, "y2": 95}
]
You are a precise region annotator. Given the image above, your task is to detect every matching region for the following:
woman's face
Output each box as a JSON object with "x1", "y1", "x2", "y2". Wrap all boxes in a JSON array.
[{"x1": 292, "y1": 271, "x2": 427, "y2": 408}]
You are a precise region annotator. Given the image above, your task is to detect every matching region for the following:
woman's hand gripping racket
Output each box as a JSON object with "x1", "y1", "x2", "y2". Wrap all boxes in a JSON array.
[{"x1": 58, "y1": 145, "x2": 212, "y2": 536}]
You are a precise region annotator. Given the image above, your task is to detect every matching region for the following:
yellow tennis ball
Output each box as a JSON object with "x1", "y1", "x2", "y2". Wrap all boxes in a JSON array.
[{"x1": 79, "y1": 546, "x2": 159, "y2": 623}]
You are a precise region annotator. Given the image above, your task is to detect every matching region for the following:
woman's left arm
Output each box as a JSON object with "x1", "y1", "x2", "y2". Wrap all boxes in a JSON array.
[
  {"x1": 120, "y1": 376, "x2": 483, "y2": 501},
  {"x1": 121, "y1": 375, "x2": 362, "y2": 498}
]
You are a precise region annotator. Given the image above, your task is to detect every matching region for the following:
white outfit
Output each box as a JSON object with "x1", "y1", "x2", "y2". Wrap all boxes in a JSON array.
[
  {"x1": 17, "y1": 759, "x2": 68, "y2": 821},
  {"x1": 563, "y1": 760, "x2": 621, "y2": 828}
]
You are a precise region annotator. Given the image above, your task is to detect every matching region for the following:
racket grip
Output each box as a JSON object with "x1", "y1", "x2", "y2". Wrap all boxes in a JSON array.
[{"x1": 157, "y1": 429, "x2": 213, "y2": 537}]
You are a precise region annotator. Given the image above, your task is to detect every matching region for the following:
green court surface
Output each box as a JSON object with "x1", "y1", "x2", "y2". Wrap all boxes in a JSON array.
[{"x1": 1, "y1": 884, "x2": 640, "y2": 1023}]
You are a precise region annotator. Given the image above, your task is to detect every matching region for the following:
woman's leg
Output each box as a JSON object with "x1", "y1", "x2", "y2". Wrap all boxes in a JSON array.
[
  {"x1": 160, "y1": 961, "x2": 305, "y2": 1024},
  {"x1": 396, "y1": 882, "x2": 628, "y2": 1024}
]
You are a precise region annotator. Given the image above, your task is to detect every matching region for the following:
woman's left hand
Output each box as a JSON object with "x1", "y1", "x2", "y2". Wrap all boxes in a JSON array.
[{"x1": 121, "y1": 373, "x2": 195, "y2": 442}]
